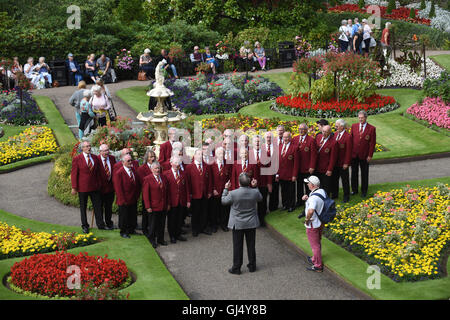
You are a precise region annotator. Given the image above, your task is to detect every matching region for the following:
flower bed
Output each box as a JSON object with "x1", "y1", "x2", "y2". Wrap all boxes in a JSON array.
[
  {"x1": 0, "y1": 126, "x2": 58, "y2": 166},
  {"x1": 10, "y1": 251, "x2": 129, "y2": 297},
  {"x1": 272, "y1": 93, "x2": 399, "y2": 118},
  {"x1": 0, "y1": 90, "x2": 46, "y2": 125},
  {"x1": 325, "y1": 183, "x2": 450, "y2": 282},
  {"x1": 406, "y1": 97, "x2": 450, "y2": 130},
  {"x1": 166, "y1": 73, "x2": 283, "y2": 115},
  {"x1": 328, "y1": 3, "x2": 431, "y2": 25},
  {"x1": 0, "y1": 221, "x2": 97, "y2": 260}
]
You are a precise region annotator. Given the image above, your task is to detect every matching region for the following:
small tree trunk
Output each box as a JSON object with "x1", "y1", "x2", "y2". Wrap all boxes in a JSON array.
[
  {"x1": 422, "y1": 43, "x2": 427, "y2": 79},
  {"x1": 20, "y1": 88, "x2": 23, "y2": 114}
]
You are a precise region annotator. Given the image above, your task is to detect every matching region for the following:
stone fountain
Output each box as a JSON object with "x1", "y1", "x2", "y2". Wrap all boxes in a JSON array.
[{"x1": 137, "y1": 59, "x2": 187, "y2": 157}]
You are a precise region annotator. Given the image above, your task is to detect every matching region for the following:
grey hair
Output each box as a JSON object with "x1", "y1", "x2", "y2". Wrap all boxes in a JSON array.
[
  {"x1": 168, "y1": 127, "x2": 177, "y2": 134},
  {"x1": 172, "y1": 141, "x2": 183, "y2": 150},
  {"x1": 150, "y1": 161, "x2": 161, "y2": 168},
  {"x1": 215, "y1": 146, "x2": 224, "y2": 154},
  {"x1": 386, "y1": 22, "x2": 391, "y2": 28},
  {"x1": 92, "y1": 84, "x2": 102, "y2": 93},
  {"x1": 335, "y1": 119, "x2": 347, "y2": 128},
  {"x1": 341, "y1": 20, "x2": 347, "y2": 25},
  {"x1": 143, "y1": 149, "x2": 156, "y2": 163},
  {"x1": 99, "y1": 143, "x2": 109, "y2": 151},
  {"x1": 239, "y1": 172, "x2": 251, "y2": 187},
  {"x1": 276, "y1": 125, "x2": 285, "y2": 130},
  {"x1": 358, "y1": 110, "x2": 368, "y2": 118},
  {"x1": 170, "y1": 155, "x2": 181, "y2": 164}
]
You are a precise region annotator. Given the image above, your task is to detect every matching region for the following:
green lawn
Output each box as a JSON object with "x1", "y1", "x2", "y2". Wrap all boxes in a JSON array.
[
  {"x1": 266, "y1": 176, "x2": 450, "y2": 300},
  {"x1": 0, "y1": 209, "x2": 188, "y2": 300},
  {"x1": 429, "y1": 54, "x2": 450, "y2": 72},
  {"x1": 116, "y1": 72, "x2": 450, "y2": 160},
  {"x1": 0, "y1": 96, "x2": 76, "y2": 173}
]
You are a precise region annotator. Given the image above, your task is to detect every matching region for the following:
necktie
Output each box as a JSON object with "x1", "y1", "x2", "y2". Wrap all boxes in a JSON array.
[
  {"x1": 104, "y1": 158, "x2": 111, "y2": 180},
  {"x1": 157, "y1": 175, "x2": 162, "y2": 188},
  {"x1": 198, "y1": 164, "x2": 203, "y2": 175},
  {"x1": 267, "y1": 144, "x2": 271, "y2": 157},
  {"x1": 256, "y1": 150, "x2": 260, "y2": 165},
  {"x1": 281, "y1": 144, "x2": 287, "y2": 157},
  {"x1": 130, "y1": 170, "x2": 135, "y2": 182},
  {"x1": 87, "y1": 156, "x2": 94, "y2": 171},
  {"x1": 176, "y1": 171, "x2": 180, "y2": 184},
  {"x1": 243, "y1": 162, "x2": 247, "y2": 172}
]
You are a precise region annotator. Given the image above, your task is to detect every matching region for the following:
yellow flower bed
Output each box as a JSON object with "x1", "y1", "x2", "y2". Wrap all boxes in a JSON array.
[
  {"x1": 0, "y1": 221, "x2": 97, "y2": 260},
  {"x1": 326, "y1": 184, "x2": 450, "y2": 281},
  {"x1": 0, "y1": 126, "x2": 58, "y2": 166}
]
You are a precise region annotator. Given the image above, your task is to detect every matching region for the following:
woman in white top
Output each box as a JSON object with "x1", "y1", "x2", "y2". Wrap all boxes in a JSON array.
[
  {"x1": 23, "y1": 57, "x2": 40, "y2": 88},
  {"x1": 338, "y1": 20, "x2": 350, "y2": 53},
  {"x1": 362, "y1": 19, "x2": 372, "y2": 56},
  {"x1": 90, "y1": 84, "x2": 111, "y2": 127}
]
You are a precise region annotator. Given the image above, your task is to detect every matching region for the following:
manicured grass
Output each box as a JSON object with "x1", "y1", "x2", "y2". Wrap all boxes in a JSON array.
[
  {"x1": 0, "y1": 125, "x2": 28, "y2": 142},
  {"x1": 0, "y1": 96, "x2": 77, "y2": 173},
  {"x1": 0, "y1": 209, "x2": 188, "y2": 300},
  {"x1": 266, "y1": 176, "x2": 450, "y2": 300},
  {"x1": 429, "y1": 54, "x2": 450, "y2": 72}
]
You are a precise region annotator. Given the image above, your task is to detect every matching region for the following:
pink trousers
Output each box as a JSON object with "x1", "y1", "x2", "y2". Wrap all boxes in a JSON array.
[{"x1": 306, "y1": 225, "x2": 324, "y2": 268}]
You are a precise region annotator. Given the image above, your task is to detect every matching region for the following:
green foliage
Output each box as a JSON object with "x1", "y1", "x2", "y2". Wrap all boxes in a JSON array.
[
  {"x1": 358, "y1": 0, "x2": 365, "y2": 9},
  {"x1": 420, "y1": 0, "x2": 426, "y2": 10},
  {"x1": 113, "y1": 0, "x2": 145, "y2": 23},
  {"x1": 422, "y1": 71, "x2": 450, "y2": 104},
  {"x1": 429, "y1": 0, "x2": 436, "y2": 18},
  {"x1": 310, "y1": 74, "x2": 334, "y2": 103},
  {"x1": 387, "y1": 0, "x2": 396, "y2": 14},
  {"x1": 288, "y1": 73, "x2": 308, "y2": 97},
  {"x1": 409, "y1": 8, "x2": 416, "y2": 19},
  {"x1": 234, "y1": 27, "x2": 271, "y2": 49}
]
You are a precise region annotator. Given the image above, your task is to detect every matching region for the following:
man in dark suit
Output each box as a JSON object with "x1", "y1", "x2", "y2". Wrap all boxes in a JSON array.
[
  {"x1": 332, "y1": 119, "x2": 352, "y2": 202},
  {"x1": 276, "y1": 132, "x2": 299, "y2": 212},
  {"x1": 293, "y1": 123, "x2": 317, "y2": 211},
  {"x1": 222, "y1": 173, "x2": 262, "y2": 275},
  {"x1": 186, "y1": 149, "x2": 212, "y2": 237},
  {"x1": 211, "y1": 147, "x2": 232, "y2": 232},
  {"x1": 315, "y1": 125, "x2": 338, "y2": 195},
  {"x1": 97, "y1": 144, "x2": 116, "y2": 230},
  {"x1": 142, "y1": 161, "x2": 170, "y2": 247},
  {"x1": 65, "y1": 53, "x2": 83, "y2": 86},
  {"x1": 71, "y1": 141, "x2": 104, "y2": 233},
  {"x1": 113, "y1": 155, "x2": 141, "y2": 238},
  {"x1": 351, "y1": 111, "x2": 376, "y2": 198},
  {"x1": 163, "y1": 156, "x2": 189, "y2": 243},
  {"x1": 269, "y1": 125, "x2": 285, "y2": 211}
]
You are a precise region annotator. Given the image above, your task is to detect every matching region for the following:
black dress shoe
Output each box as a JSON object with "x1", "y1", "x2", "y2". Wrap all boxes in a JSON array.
[
  {"x1": 306, "y1": 265, "x2": 323, "y2": 272},
  {"x1": 361, "y1": 193, "x2": 367, "y2": 198},
  {"x1": 158, "y1": 240, "x2": 168, "y2": 246},
  {"x1": 212, "y1": 227, "x2": 218, "y2": 233},
  {"x1": 221, "y1": 226, "x2": 229, "y2": 232},
  {"x1": 228, "y1": 268, "x2": 241, "y2": 275},
  {"x1": 343, "y1": 198, "x2": 349, "y2": 203},
  {"x1": 202, "y1": 230, "x2": 212, "y2": 235},
  {"x1": 170, "y1": 238, "x2": 177, "y2": 244},
  {"x1": 98, "y1": 226, "x2": 107, "y2": 230},
  {"x1": 105, "y1": 226, "x2": 114, "y2": 230},
  {"x1": 150, "y1": 241, "x2": 158, "y2": 248},
  {"x1": 282, "y1": 207, "x2": 288, "y2": 211},
  {"x1": 297, "y1": 213, "x2": 305, "y2": 219},
  {"x1": 120, "y1": 233, "x2": 130, "y2": 239},
  {"x1": 192, "y1": 232, "x2": 199, "y2": 237},
  {"x1": 181, "y1": 230, "x2": 187, "y2": 235},
  {"x1": 82, "y1": 227, "x2": 89, "y2": 234},
  {"x1": 176, "y1": 236, "x2": 187, "y2": 241},
  {"x1": 247, "y1": 264, "x2": 256, "y2": 273}
]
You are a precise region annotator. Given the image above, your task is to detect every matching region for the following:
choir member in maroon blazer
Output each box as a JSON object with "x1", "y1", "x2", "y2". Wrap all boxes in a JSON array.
[
  {"x1": 223, "y1": 137, "x2": 236, "y2": 164},
  {"x1": 158, "y1": 127, "x2": 177, "y2": 170},
  {"x1": 331, "y1": 119, "x2": 353, "y2": 202},
  {"x1": 210, "y1": 147, "x2": 232, "y2": 232},
  {"x1": 293, "y1": 123, "x2": 318, "y2": 210},
  {"x1": 163, "y1": 156, "x2": 189, "y2": 243},
  {"x1": 276, "y1": 131, "x2": 299, "y2": 212},
  {"x1": 71, "y1": 141, "x2": 104, "y2": 233},
  {"x1": 186, "y1": 149, "x2": 212, "y2": 237},
  {"x1": 231, "y1": 148, "x2": 260, "y2": 191},
  {"x1": 113, "y1": 154, "x2": 141, "y2": 238},
  {"x1": 350, "y1": 111, "x2": 376, "y2": 198},
  {"x1": 113, "y1": 148, "x2": 139, "y2": 171},
  {"x1": 269, "y1": 125, "x2": 285, "y2": 211},
  {"x1": 315, "y1": 125, "x2": 338, "y2": 196},
  {"x1": 142, "y1": 161, "x2": 170, "y2": 247},
  {"x1": 97, "y1": 144, "x2": 116, "y2": 230},
  {"x1": 137, "y1": 149, "x2": 157, "y2": 236}
]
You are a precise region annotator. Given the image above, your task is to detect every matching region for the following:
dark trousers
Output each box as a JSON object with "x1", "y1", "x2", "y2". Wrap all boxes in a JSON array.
[
  {"x1": 232, "y1": 228, "x2": 256, "y2": 271},
  {"x1": 78, "y1": 191, "x2": 103, "y2": 229},
  {"x1": 316, "y1": 173, "x2": 333, "y2": 195},
  {"x1": 141, "y1": 64, "x2": 155, "y2": 79},
  {"x1": 68, "y1": 71, "x2": 83, "y2": 86},
  {"x1": 167, "y1": 205, "x2": 183, "y2": 239},
  {"x1": 141, "y1": 199, "x2": 148, "y2": 234},
  {"x1": 191, "y1": 198, "x2": 208, "y2": 234},
  {"x1": 148, "y1": 210, "x2": 166, "y2": 243},
  {"x1": 280, "y1": 180, "x2": 295, "y2": 209},
  {"x1": 213, "y1": 197, "x2": 230, "y2": 229},
  {"x1": 269, "y1": 178, "x2": 279, "y2": 211},
  {"x1": 331, "y1": 167, "x2": 350, "y2": 201},
  {"x1": 351, "y1": 158, "x2": 369, "y2": 195},
  {"x1": 296, "y1": 172, "x2": 311, "y2": 206},
  {"x1": 258, "y1": 187, "x2": 268, "y2": 226},
  {"x1": 100, "y1": 192, "x2": 114, "y2": 228},
  {"x1": 118, "y1": 203, "x2": 137, "y2": 235}
]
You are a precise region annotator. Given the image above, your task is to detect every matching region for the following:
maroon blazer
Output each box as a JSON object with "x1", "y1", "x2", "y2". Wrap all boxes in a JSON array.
[
  {"x1": 113, "y1": 159, "x2": 139, "y2": 172},
  {"x1": 137, "y1": 163, "x2": 152, "y2": 185},
  {"x1": 163, "y1": 169, "x2": 189, "y2": 207},
  {"x1": 142, "y1": 174, "x2": 169, "y2": 212},
  {"x1": 210, "y1": 162, "x2": 232, "y2": 197},
  {"x1": 96, "y1": 154, "x2": 116, "y2": 194},
  {"x1": 249, "y1": 148, "x2": 271, "y2": 187},
  {"x1": 293, "y1": 134, "x2": 317, "y2": 174},
  {"x1": 231, "y1": 161, "x2": 259, "y2": 190},
  {"x1": 158, "y1": 141, "x2": 173, "y2": 169},
  {"x1": 315, "y1": 134, "x2": 338, "y2": 173},
  {"x1": 277, "y1": 142, "x2": 299, "y2": 181},
  {"x1": 186, "y1": 162, "x2": 212, "y2": 200},
  {"x1": 71, "y1": 153, "x2": 101, "y2": 193},
  {"x1": 351, "y1": 122, "x2": 376, "y2": 160},
  {"x1": 113, "y1": 166, "x2": 141, "y2": 206},
  {"x1": 334, "y1": 131, "x2": 353, "y2": 167}
]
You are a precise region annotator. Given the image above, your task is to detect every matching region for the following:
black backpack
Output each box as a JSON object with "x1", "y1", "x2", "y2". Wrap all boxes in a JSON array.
[{"x1": 310, "y1": 192, "x2": 337, "y2": 224}]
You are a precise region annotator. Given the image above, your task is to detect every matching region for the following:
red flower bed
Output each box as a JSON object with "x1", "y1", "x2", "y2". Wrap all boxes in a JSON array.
[
  {"x1": 274, "y1": 93, "x2": 398, "y2": 117},
  {"x1": 328, "y1": 4, "x2": 431, "y2": 25},
  {"x1": 10, "y1": 251, "x2": 129, "y2": 297}
]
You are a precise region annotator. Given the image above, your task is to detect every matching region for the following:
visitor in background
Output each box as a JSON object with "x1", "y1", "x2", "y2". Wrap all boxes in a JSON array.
[
  {"x1": 159, "y1": 49, "x2": 179, "y2": 79},
  {"x1": 347, "y1": 19, "x2": 354, "y2": 51},
  {"x1": 69, "y1": 80, "x2": 88, "y2": 139},
  {"x1": 85, "y1": 53, "x2": 99, "y2": 83},
  {"x1": 23, "y1": 57, "x2": 39, "y2": 88},
  {"x1": 338, "y1": 20, "x2": 349, "y2": 53},
  {"x1": 140, "y1": 48, "x2": 155, "y2": 80},
  {"x1": 90, "y1": 84, "x2": 111, "y2": 127},
  {"x1": 35, "y1": 57, "x2": 52, "y2": 88},
  {"x1": 362, "y1": 19, "x2": 372, "y2": 56},
  {"x1": 78, "y1": 89, "x2": 95, "y2": 139},
  {"x1": 353, "y1": 27, "x2": 364, "y2": 55},
  {"x1": 254, "y1": 41, "x2": 267, "y2": 71},
  {"x1": 380, "y1": 22, "x2": 391, "y2": 58},
  {"x1": 239, "y1": 44, "x2": 256, "y2": 72},
  {"x1": 91, "y1": 78, "x2": 111, "y2": 99},
  {"x1": 10, "y1": 57, "x2": 23, "y2": 85},
  {"x1": 65, "y1": 53, "x2": 83, "y2": 86},
  {"x1": 203, "y1": 46, "x2": 219, "y2": 75},
  {"x1": 97, "y1": 54, "x2": 117, "y2": 83},
  {"x1": 190, "y1": 46, "x2": 204, "y2": 72}
]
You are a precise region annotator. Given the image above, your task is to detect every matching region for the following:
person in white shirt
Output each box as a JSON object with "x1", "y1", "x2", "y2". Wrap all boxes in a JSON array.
[
  {"x1": 23, "y1": 57, "x2": 40, "y2": 88},
  {"x1": 338, "y1": 20, "x2": 350, "y2": 52},
  {"x1": 362, "y1": 19, "x2": 372, "y2": 56},
  {"x1": 302, "y1": 175, "x2": 325, "y2": 272}
]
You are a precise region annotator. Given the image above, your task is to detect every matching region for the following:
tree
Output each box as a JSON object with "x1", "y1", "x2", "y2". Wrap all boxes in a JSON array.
[
  {"x1": 429, "y1": 0, "x2": 436, "y2": 18},
  {"x1": 409, "y1": 8, "x2": 416, "y2": 19},
  {"x1": 387, "y1": 0, "x2": 396, "y2": 14},
  {"x1": 113, "y1": 0, "x2": 145, "y2": 23},
  {"x1": 420, "y1": 0, "x2": 426, "y2": 10},
  {"x1": 358, "y1": 0, "x2": 365, "y2": 9}
]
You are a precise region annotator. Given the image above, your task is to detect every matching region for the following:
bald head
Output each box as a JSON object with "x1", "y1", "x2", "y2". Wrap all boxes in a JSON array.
[{"x1": 322, "y1": 125, "x2": 332, "y2": 138}]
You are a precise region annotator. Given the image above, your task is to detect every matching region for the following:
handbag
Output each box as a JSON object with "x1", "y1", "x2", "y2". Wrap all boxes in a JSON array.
[
  {"x1": 370, "y1": 37, "x2": 377, "y2": 47},
  {"x1": 138, "y1": 71, "x2": 147, "y2": 81}
]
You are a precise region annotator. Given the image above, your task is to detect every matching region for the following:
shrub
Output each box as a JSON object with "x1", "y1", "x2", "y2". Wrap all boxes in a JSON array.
[
  {"x1": 310, "y1": 74, "x2": 335, "y2": 103},
  {"x1": 387, "y1": 0, "x2": 396, "y2": 14},
  {"x1": 429, "y1": 0, "x2": 436, "y2": 18},
  {"x1": 422, "y1": 71, "x2": 450, "y2": 103}
]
